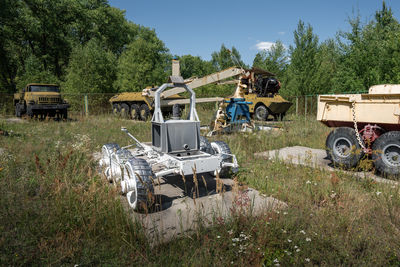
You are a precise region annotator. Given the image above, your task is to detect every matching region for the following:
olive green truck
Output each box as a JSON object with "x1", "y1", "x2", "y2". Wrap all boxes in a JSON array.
[{"x1": 13, "y1": 83, "x2": 69, "y2": 119}]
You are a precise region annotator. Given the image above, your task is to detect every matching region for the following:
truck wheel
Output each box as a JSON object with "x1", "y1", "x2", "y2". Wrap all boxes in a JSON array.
[
  {"x1": 120, "y1": 103, "x2": 130, "y2": 118},
  {"x1": 372, "y1": 131, "x2": 400, "y2": 177},
  {"x1": 130, "y1": 104, "x2": 140, "y2": 120},
  {"x1": 123, "y1": 158, "x2": 154, "y2": 212},
  {"x1": 15, "y1": 104, "x2": 21, "y2": 117},
  {"x1": 254, "y1": 105, "x2": 268, "y2": 121},
  {"x1": 139, "y1": 103, "x2": 150, "y2": 121},
  {"x1": 210, "y1": 141, "x2": 233, "y2": 177},
  {"x1": 62, "y1": 109, "x2": 68, "y2": 120},
  {"x1": 112, "y1": 104, "x2": 120, "y2": 116},
  {"x1": 326, "y1": 127, "x2": 364, "y2": 169},
  {"x1": 199, "y1": 136, "x2": 213, "y2": 154}
]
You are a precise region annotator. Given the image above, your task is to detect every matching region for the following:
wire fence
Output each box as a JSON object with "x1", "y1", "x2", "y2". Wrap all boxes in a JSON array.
[{"x1": 0, "y1": 92, "x2": 358, "y2": 117}]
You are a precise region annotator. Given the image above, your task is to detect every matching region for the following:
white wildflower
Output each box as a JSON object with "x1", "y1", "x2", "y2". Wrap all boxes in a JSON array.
[
  {"x1": 283, "y1": 211, "x2": 288, "y2": 215},
  {"x1": 305, "y1": 258, "x2": 310, "y2": 262},
  {"x1": 287, "y1": 239, "x2": 292, "y2": 243},
  {"x1": 273, "y1": 258, "x2": 279, "y2": 263},
  {"x1": 300, "y1": 230, "x2": 306, "y2": 235},
  {"x1": 296, "y1": 248, "x2": 301, "y2": 252},
  {"x1": 217, "y1": 235, "x2": 221, "y2": 239},
  {"x1": 306, "y1": 180, "x2": 311, "y2": 184},
  {"x1": 330, "y1": 193, "x2": 336, "y2": 198},
  {"x1": 376, "y1": 191, "x2": 382, "y2": 196},
  {"x1": 306, "y1": 237, "x2": 311, "y2": 242}
]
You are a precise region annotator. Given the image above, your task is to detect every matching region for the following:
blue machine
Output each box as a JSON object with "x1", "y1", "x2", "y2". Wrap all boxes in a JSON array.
[{"x1": 224, "y1": 98, "x2": 252, "y2": 125}]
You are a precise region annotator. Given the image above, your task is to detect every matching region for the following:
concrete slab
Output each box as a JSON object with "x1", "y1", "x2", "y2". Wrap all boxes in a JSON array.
[
  {"x1": 255, "y1": 146, "x2": 399, "y2": 185},
  {"x1": 92, "y1": 152, "x2": 287, "y2": 244},
  {"x1": 131, "y1": 174, "x2": 287, "y2": 244}
]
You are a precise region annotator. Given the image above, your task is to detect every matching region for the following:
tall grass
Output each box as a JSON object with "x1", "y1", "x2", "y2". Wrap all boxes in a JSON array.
[{"x1": 0, "y1": 113, "x2": 399, "y2": 266}]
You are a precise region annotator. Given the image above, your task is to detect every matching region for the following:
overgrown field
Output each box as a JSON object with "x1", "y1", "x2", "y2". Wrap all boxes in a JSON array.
[{"x1": 1, "y1": 107, "x2": 399, "y2": 266}]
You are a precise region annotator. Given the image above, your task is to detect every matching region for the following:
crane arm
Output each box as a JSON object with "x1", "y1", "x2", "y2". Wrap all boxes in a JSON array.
[{"x1": 144, "y1": 67, "x2": 246, "y2": 99}]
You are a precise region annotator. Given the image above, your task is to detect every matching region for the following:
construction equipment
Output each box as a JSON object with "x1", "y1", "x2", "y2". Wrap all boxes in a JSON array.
[
  {"x1": 13, "y1": 83, "x2": 69, "y2": 119},
  {"x1": 317, "y1": 84, "x2": 400, "y2": 176},
  {"x1": 109, "y1": 60, "x2": 291, "y2": 121},
  {"x1": 100, "y1": 76, "x2": 239, "y2": 211}
]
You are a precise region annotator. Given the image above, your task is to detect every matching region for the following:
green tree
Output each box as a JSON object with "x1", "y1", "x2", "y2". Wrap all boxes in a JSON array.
[
  {"x1": 16, "y1": 54, "x2": 59, "y2": 89},
  {"x1": 63, "y1": 39, "x2": 117, "y2": 94},
  {"x1": 211, "y1": 44, "x2": 245, "y2": 70},
  {"x1": 333, "y1": 2, "x2": 400, "y2": 92},
  {"x1": 114, "y1": 28, "x2": 170, "y2": 92},
  {"x1": 252, "y1": 41, "x2": 288, "y2": 78},
  {"x1": 178, "y1": 55, "x2": 215, "y2": 79},
  {"x1": 285, "y1": 20, "x2": 320, "y2": 96}
]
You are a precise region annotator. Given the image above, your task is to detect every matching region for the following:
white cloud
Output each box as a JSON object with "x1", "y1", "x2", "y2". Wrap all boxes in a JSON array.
[
  {"x1": 255, "y1": 41, "x2": 275, "y2": 51},
  {"x1": 278, "y1": 31, "x2": 285, "y2": 35}
]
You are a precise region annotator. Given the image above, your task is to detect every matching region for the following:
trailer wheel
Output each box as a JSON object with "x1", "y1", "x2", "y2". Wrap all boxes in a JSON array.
[
  {"x1": 123, "y1": 158, "x2": 154, "y2": 211},
  {"x1": 326, "y1": 127, "x2": 364, "y2": 169},
  {"x1": 254, "y1": 105, "x2": 268, "y2": 121},
  {"x1": 372, "y1": 131, "x2": 400, "y2": 177},
  {"x1": 211, "y1": 141, "x2": 233, "y2": 177},
  {"x1": 139, "y1": 103, "x2": 150, "y2": 121},
  {"x1": 120, "y1": 103, "x2": 130, "y2": 118},
  {"x1": 199, "y1": 136, "x2": 213, "y2": 154},
  {"x1": 130, "y1": 103, "x2": 140, "y2": 120}
]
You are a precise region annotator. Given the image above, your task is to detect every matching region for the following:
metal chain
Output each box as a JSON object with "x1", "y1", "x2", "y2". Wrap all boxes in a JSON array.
[{"x1": 351, "y1": 100, "x2": 365, "y2": 149}]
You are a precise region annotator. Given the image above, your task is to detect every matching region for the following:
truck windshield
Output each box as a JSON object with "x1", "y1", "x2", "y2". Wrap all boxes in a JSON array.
[{"x1": 29, "y1": 85, "x2": 60, "y2": 92}]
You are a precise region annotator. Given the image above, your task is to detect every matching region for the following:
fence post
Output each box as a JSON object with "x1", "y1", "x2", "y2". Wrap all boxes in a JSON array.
[
  {"x1": 84, "y1": 94, "x2": 89, "y2": 116},
  {"x1": 295, "y1": 96, "x2": 298, "y2": 115},
  {"x1": 304, "y1": 95, "x2": 307, "y2": 118}
]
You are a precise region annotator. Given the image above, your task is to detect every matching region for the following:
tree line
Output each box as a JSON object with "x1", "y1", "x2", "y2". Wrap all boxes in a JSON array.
[{"x1": 1, "y1": 0, "x2": 399, "y2": 97}]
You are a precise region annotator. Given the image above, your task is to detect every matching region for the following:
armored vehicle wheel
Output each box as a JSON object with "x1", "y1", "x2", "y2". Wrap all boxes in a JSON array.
[
  {"x1": 123, "y1": 158, "x2": 154, "y2": 211},
  {"x1": 120, "y1": 103, "x2": 130, "y2": 118},
  {"x1": 139, "y1": 103, "x2": 150, "y2": 121},
  {"x1": 112, "y1": 104, "x2": 120, "y2": 116},
  {"x1": 15, "y1": 104, "x2": 21, "y2": 117},
  {"x1": 254, "y1": 105, "x2": 269, "y2": 121},
  {"x1": 372, "y1": 131, "x2": 400, "y2": 177},
  {"x1": 199, "y1": 136, "x2": 213, "y2": 154},
  {"x1": 326, "y1": 127, "x2": 364, "y2": 169},
  {"x1": 130, "y1": 104, "x2": 140, "y2": 120},
  {"x1": 211, "y1": 141, "x2": 233, "y2": 177}
]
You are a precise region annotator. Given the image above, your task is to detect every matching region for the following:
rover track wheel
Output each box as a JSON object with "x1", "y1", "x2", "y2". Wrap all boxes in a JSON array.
[
  {"x1": 254, "y1": 105, "x2": 268, "y2": 121},
  {"x1": 325, "y1": 127, "x2": 364, "y2": 169},
  {"x1": 120, "y1": 103, "x2": 130, "y2": 118},
  {"x1": 372, "y1": 131, "x2": 400, "y2": 177},
  {"x1": 130, "y1": 103, "x2": 140, "y2": 120},
  {"x1": 211, "y1": 141, "x2": 233, "y2": 177},
  {"x1": 199, "y1": 136, "x2": 213, "y2": 154},
  {"x1": 123, "y1": 158, "x2": 154, "y2": 211},
  {"x1": 139, "y1": 104, "x2": 150, "y2": 121},
  {"x1": 100, "y1": 143, "x2": 121, "y2": 179}
]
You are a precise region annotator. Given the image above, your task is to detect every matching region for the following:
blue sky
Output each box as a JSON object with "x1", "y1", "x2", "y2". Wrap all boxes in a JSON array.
[{"x1": 108, "y1": 0, "x2": 400, "y2": 66}]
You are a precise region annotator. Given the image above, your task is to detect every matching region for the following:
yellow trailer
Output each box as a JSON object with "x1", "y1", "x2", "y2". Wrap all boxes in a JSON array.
[{"x1": 317, "y1": 84, "x2": 400, "y2": 176}]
